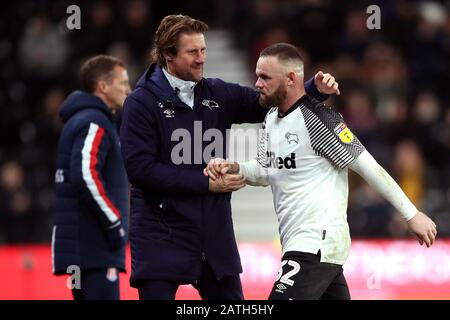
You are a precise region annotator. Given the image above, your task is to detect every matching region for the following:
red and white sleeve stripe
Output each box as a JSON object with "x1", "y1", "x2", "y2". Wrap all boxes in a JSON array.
[{"x1": 81, "y1": 123, "x2": 121, "y2": 224}]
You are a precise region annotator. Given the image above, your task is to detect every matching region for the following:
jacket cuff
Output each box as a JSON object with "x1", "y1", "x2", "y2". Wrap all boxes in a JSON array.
[
  {"x1": 305, "y1": 78, "x2": 329, "y2": 102},
  {"x1": 180, "y1": 169, "x2": 210, "y2": 194}
]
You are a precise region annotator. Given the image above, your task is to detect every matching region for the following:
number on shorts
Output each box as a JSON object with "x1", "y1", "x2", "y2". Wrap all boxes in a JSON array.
[{"x1": 275, "y1": 260, "x2": 300, "y2": 286}]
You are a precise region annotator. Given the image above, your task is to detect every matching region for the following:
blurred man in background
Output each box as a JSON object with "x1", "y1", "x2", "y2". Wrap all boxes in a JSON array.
[
  {"x1": 204, "y1": 43, "x2": 437, "y2": 300},
  {"x1": 120, "y1": 14, "x2": 340, "y2": 300},
  {"x1": 52, "y1": 55, "x2": 131, "y2": 300}
]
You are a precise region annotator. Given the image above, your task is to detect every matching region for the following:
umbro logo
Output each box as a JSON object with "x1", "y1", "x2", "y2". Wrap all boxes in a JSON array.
[
  {"x1": 276, "y1": 283, "x2": 287, "y2": 290},
  {"x1": 163, "y1": 109, "x2": 175, "y2": 118},
  {"x1": 158, "y1": 101, "x2": 176, "y2": 118},
  {"x1": 275, "y1": 283, "x2": 287, "y2": 293}
]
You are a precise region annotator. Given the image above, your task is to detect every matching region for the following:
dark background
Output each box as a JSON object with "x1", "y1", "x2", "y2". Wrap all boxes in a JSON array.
[{"x1": 0, "y1": 0, "x2": 449, "y2": 243}]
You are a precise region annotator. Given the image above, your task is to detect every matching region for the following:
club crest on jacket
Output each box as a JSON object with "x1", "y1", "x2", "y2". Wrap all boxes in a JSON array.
[{"x1": 202, "y1": 99, "x2": 220, "y2": 110}]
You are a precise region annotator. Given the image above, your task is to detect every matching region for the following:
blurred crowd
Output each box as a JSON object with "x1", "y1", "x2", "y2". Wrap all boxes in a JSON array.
[{"x1": 0, "y1": 0, "x2": 449, "y2": 243}]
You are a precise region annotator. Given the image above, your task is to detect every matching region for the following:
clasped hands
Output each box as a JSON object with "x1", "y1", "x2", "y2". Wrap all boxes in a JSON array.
[{"x1": 204, "y1": 158, "x2": 243, "y2": 192}]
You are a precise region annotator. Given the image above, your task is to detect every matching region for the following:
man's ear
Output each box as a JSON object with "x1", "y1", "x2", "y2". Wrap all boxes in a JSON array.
[
  {"x1": 287, "y1": 71, "x2": 296, "y2": 86},
  {"x1": 164, "y1": 53, "x2": 174, "y2": 62},
  {"x1": 97, "y1": 80, "x2": 108, "y2": 94}
]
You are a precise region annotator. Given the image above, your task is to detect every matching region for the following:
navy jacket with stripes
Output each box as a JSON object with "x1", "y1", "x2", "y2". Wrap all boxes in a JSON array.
[
  {"x1": 120, "y1": 64, "x2": 328, "y2": 285},
  {"x1": 52, "y1": 91, "x2": 128, "y2": 274}
]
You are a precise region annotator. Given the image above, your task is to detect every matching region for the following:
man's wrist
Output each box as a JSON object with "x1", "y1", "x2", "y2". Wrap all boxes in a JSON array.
[
  {"x1": 208, "y1": 178, "x2": 216, "y2": 192},
  {"x1": 231, "y1": 162, "x2": 240, "y2": 174}
]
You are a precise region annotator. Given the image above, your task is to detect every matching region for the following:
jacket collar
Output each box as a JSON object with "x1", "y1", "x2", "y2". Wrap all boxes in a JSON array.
[
  {"x1": 59, "y1": 90, "x2": 114, "y2": 123},
  {"x1": 136, "y1": 63, "x2": 203, "y2": 109}
]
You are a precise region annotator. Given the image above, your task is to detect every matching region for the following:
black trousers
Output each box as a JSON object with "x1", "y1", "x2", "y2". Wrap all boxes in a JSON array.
[
  {"x1": 71, "y1": 268, "x2": 120, "y2": 300},
  {"x1": 137, "y1": 261, "x2": 243, "y2": 300},
  {"x1": 269, "y1": 251, "x2": 351, "y2": 300}
]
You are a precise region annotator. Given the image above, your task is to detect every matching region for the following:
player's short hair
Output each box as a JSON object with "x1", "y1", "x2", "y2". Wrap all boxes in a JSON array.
[
  {"x1": 260, "y1": 43, "x2": 304, "y2": 76},
  {"x1": 80, "y1": 55, "x2": 125, "y2": 93},
  {"x1": 151, "y1": 14, "x2": 208, "y2": 68}
]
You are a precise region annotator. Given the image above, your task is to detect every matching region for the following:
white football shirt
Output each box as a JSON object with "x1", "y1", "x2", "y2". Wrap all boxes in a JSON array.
[{"x1": 240, "y1": 95, "x2": 365, "y2": 265}]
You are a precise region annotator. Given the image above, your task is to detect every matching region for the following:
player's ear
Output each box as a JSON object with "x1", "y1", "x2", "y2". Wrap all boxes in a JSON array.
[{"x1": 287, "y1": 71, "x2": 296, "y2": 86}]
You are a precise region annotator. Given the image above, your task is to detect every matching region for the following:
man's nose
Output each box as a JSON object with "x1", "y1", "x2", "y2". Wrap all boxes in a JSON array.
[
  {"x1": 196, "y1": 52, "x2": 206, "y2": 64},
  {"x1": 255, "y1": 78, "x2": 262, "y2": 89}
]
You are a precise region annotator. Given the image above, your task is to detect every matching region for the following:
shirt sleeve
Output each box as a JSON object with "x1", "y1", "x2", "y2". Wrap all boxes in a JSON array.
[
  {"x1": 238, "y1": 112, "x2": 270, "y2": 186},
  {"x1": 349, "y1": 150, "x2": 418, "y2": 221},
  {"x1": 70, "y1": 122, "x2": 121, "y2": 229},
  {"x1": 300, "y1": 103, "x2": 365, "y2": 169}
]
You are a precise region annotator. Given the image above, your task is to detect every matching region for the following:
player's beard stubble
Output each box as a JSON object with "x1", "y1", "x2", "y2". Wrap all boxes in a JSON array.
[{"x1": 258, "y1": 84, "x2": 287, "y2": 109}]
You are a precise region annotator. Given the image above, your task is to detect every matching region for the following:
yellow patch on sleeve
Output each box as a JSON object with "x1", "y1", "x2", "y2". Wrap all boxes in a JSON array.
[{"x1": 334, "y1": 123, "x2": 354, "y2": 144}]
